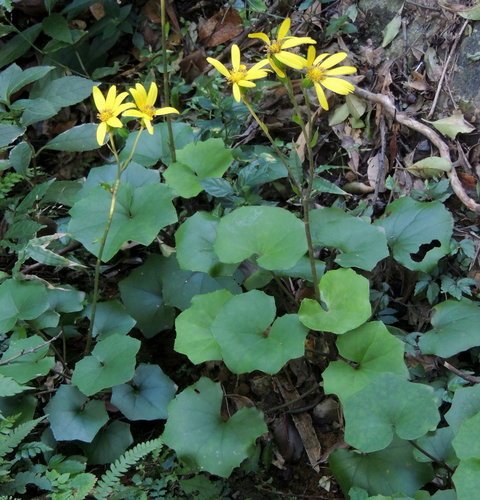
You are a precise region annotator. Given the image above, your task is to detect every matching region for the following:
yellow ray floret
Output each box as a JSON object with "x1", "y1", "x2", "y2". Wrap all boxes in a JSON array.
[
  {"x1": 92, "y1": 85, "x2": 135, "y2": 145},
  {"x1": 249, "y1": 17, "x2": 316, "y2": 77},
  {"x1": 207, "y1": 44, "x2": 269, "y2": 102},
  {"x1": 303, "y1": 47, "x2": 357, "y2": 110},
  {"x1": 123, "y1": 82, "x2": 179, "y2": 135}
]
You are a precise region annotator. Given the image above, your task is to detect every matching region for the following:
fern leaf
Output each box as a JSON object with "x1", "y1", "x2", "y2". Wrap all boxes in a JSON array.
[
  {"x1": 95, "y1": 438, "x2": 162, "y2": 500},
  {"x1": 0, "y1": 416, "x2": 45, "y2": 460}
]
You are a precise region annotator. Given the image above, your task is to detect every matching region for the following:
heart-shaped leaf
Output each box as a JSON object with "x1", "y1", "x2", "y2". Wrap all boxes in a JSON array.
[
  {"x1": 323, "y1": 321, "x2": 408, "y2": 402},
  {"x1": 453, "y1": 459, "x2": 480, "y2": 500},
  {"x1": 414, "y1": 427, "x2": 458, "y2": 467},
  {"x1": 211, "y1": 290, "x2": 308, "y2": 374},
  {"x1": 214, "y1": 206, "x2": 307, "y2": 270},
  {"x1": 45, "y1": 385, "x2": 108, "y2": 442},
  {"x1": 72, "y1": 335, "x2": 141, "y2": 396},
  {"x1": 162, "y1": 377, "x2": 267, "y2": 477},
  {"x1": 82, "y1": 421, "x2": 133, "y2": 464},
  {"x1": 445, "y1": 384, "x2": 480, "y2": 433},
  {"x1": 343, "y1": 374, "x2": 440, "y2": 452},
  {"x1": 111, "y1": 364, "x2": 177, "y2": 421},
  {"x1": 453, "y1": 412, "x2": 480, "y2": 460},
  {"x1": 299, "y1": 268, "x2": 371, "y2": 334},
  {"x1": 87, "y1": 300, "x2": 136, "y2": 339},
  {"x1": 310, "y1": 208, "x2": 389, "y2": 271}
]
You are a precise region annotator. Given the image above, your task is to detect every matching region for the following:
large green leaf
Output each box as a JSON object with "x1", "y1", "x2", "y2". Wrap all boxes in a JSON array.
[
  {"x1": 453, "y1": 459, "x2": 480, "y2": 500},
  {"x1": 68, "y1": 183, "x2": 177, "y2": 262},
  {"x1": 45, "y1": 385, "x2": 108, "y2": 442},
  {"x1": 164, "y1": 138, "x2": 233, "y2": 198},
  {"x1": 419, "y1": 299, "x2": 480, "y2": 357},
  {"x1": 43, "y1": 124, "x2": 101, "y2": 152},
  {"x1": 88, "y1": 300, "x2": 136, "y2": 339},
  {"x1": 299, "y1": 268, "x2": 371, "y2": 334},
  {"x1": 452, "y1": 412, "x2": 480, "y2": 460},
  {"x1": 330, "y1": 438, "x2": 434, "y2": 497},
  {"x1": 0, "y1": 63, "x2": 54, "y2": 104},
  {"x1": 82, "y1": 421, "x2": 133, "y2": 465},
  {"x1": 343, "y1": 374, "x2": 440, "y2": 452},
  {"x1": 34, "y1": 75, "x2": 94, "y2": 108},
  {"x1": 445, "y1": 384, "x2": 480, "y2": 433},
  {"x1": 375, "y1": 198, "x2": 453, "y2": 272},
  {"x1": 310, "y1": 208, "x2": 389, "y2": 271},
  {"x1": 0, "y1": 123, "x2": 25, "y2": 148},
  {"x1": 162, "y1": 377, "x2": 267, "y2": 477},
  {"x1": 0, "y1": 279, "x2": 49, "y2": 334},
  {"x1": 119, "y1": 255, "x2": 175, "y2": 338},
  {"x1": 211, "y1": 290, "x2": 308, "y2": 374},
  {"x1": 214, "y1": 206, "x2": 307, "y2": 270},
  {"x1": 111, "y1": 364, "x2": 177, "y2": 421},
  {"x1": 71, "y1": 335, "x2": 141, "y2": 396},
  {"x1": 0, "y1": 24, "x2": 42, "y2": 69},
  {"x1": 174, "y1": 290, "x2": 232, "y2": 364},
  {"x1": 323, "y1": 321, "x2": 408, "y2": 402},
  {"x1": 414, "y1": 427, "x2": 457, "y2": 468}
]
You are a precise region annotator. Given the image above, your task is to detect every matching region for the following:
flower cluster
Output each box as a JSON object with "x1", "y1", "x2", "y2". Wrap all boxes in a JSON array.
[
  {"x1": 92, "y1": 82, "x2": 179, "y2": 145},
  {"x1": 206, "y1": 18, "x2": 357, "y2": 110}
]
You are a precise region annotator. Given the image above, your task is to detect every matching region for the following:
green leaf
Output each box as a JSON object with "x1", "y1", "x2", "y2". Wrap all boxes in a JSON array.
[
  {"x1": 211, "y1": 290, "x2": 308, "y2": 374},
  {"x1": 45, "y1": 385, "x2": 108, "y2": 442},
  {"x1": 274, "y1": 255, "x2": 325, "y2": 282},
  {"x1": 346, "y1": 94, "x2": 366, "y2": 120},
  {"x1": 453, "y1": 459, "x2": 480, "y2": 500},
  {"x1": 329, "y1": 103, "x2": 350, "y2": 126},
  {"x1": 375, "y1": 198, "x2": 453, "y2": 272},
  {"x1": 414, "y1": 427, "x2": 457, "y2": 467},
  {"x1": 330, "y1": 438, "x2": 434, "y2": 497},
  {"x1": 0, "y1": 24, "x2": 42, "y2": 69},
  {"x1": 311, "y1": 177, "x2": 348, "y2": 195},
  {"x1": 343, "y1": 374, "x2": 440, "y2": 452},
  {"x1": 453, "y1": 412, "x2": 480, "y2": 460},
  {"x1": 174, "y1": 290, "x2": 232, "y2": 364},
  {"x1": 457, "y1": 3, "x2": 480, "y2": 20},
  {"x1": 0, "y1": 123, "x2": 25, "y2": 148},
  {"x1": 17, "y1": 97, "x2": 60, "y2": 126},
  {"x1": 162, "y1": 377, "x2": 267, "y2": 477},
  {"x1": 419, "y1": 299, "x2": 480, "y2": 357},
  {"x1": 299, "y1": 268, "x2": 371, "y2": 334},
  {"x1": 35, "y1": 76, "x2": 94, "y2": 108},
  {"x1": 382, "y1": 9, "x2": 402, "y2": 48},
  {"x1": 164, "y1": 138, "x2": 233, "y2": 198},
  {"x1": 119, "y1": 255, "x2": 175, "y2": 338},
  {"x1": 406, "y1": 157, "x2": 452, "y2": 179},
  {"x1": 71, "y1": 335, "x2": 141, "y2": 396},
  {"x1": 42, "y1": 13, "x2": 73, "y2": 43},
  {"x1": 87, "y1": 300, "x2": 136, "y2": 339},
  {"x1": 323, "y1": 321, "x2": 408, "y2": 402},
  {"x1": 214, "y1": 206, "x2": 307, "y2": 270},
  {"x1": 425, "y1": 113, "x2": 475, "y2": 140},
  {"x1": 0, "y1": 374, "x2": 32, "y2": 397},
  {"x1": 47, "y1": 285, "x2": 85, "y2": 313},
  {"x1": 0, "y1": 64, "x2": 54, "y2": 103},
  {"x1": 82, "y1": 421, "x2": 133, "y2": 465},
  {"x1": 111, "y1": 364, "x2": 177, "y2": 421},
  {"x1": 9, "y1": 141, "x2": 32, "y2": 175},
  {"x1": 445, "y1": 384, "x2": 480, "y2": 433},
  {"x1": 0, "y1": 394, "x2": 37, "y2": 423},
  {"x1": 43, "y1": 124, "x2": 101, "y2": 152},
  {"x1": 68, "y1": 183, "x2": 177, "y2": 262},
  {"x1": 310, "y1": 208, "x2": 389, "y2": 271}
]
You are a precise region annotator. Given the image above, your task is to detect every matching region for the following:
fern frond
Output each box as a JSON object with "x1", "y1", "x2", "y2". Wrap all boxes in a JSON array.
[
  {"x1": 95, "y1": 438, "x2": 162, "y2": 500},
  {"x1": 0, "y1": 417, "x2": 45, "y2": 460}
]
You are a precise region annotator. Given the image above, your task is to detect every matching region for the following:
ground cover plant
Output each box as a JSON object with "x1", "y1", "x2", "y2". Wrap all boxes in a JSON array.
[{"x1": 1, "y1": 0, "x2": 480, "y2": 498}]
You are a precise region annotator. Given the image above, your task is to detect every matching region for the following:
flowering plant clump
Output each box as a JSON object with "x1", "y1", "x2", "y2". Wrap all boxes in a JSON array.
[{"x1": 207, "y1": 44, "x2": 270, "y2": 102}]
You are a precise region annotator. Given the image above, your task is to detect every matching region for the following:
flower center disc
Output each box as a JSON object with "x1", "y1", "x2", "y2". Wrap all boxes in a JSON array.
[
  {"x1": 98, "y1": 110, "x2": 114, "y2": 122},
  {"x1": 307, "y1": 67, "x2": 325, "y2": 83},
  {"x1": 269, "y1": 42, "x2": 282, "y2": 54},
  {"x1": 229, "y1": 66, "x2": 248, "y2": 84},
  {"x1": 142, "y1": 105, "x2": 156, "y2": 119}
]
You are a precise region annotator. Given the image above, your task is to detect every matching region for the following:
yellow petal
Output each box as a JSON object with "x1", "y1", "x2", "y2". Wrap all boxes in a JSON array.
[
  {"x1": 92, "y1": 86, "x2": 105, "y2": 112},
  {"x1": 314, "y1": 82, "x2": 329, "y2": 110},
  {"x1": 269, "y1": 57, "x2": 285, "y2": 78},
  {"x1": 249, "y1": 59, "x2": 270, "y2": 72},
  {"x1": 245, "y1": 69, "x2": 269, "y2": 80},
  {"x1": 275, "y1": 51, "x2": 307, "y2": 69},
  {"x1": 320, "y1": 52, "x2": 348, "y2": 70},
  {"x1": 116, "y1": 102, "x2": 135, "y2": 115},
  {"x1": 122, "y1": 109, "x2": 145, "y2": 118},
  {"x1": 313, "y1": 52, "x2": 330, "y2": 65},
  {"x1": 105, "y1": 85, "x2": 117, "y2": 108},
  {"x1": 306, "y1": 46, "x2": 316, "y2": 67},
  {"x1": 281, "y1": 36, "x2": 316, "y2": 49},
  {"x1": 277, "y1": 18, "x2": 291, "y2": 40},
  {"x1": 147, "y1": 82, "x2": 158, "y2": 106},
  {"x1": 144, "y1": 119, "x2": 154, "y2": 135},
  {"x1": 231, "y1": 44, "x2": 241, "y2": 71},
  {"x1": 207, "y1": 57, "x2": 231, "y2": 78},
  {"x1": 114, "y1": 92, "x2": 130, "y2": 109},
  {"x1": 321, "y1": 77, "x2": 355, "y2": 95},
  {"x1": 238, "y1": 80, "x2": 256, "y2": 88},
  {"x1": 129, "y1": 87, "x2": 143, "y2": 108},
  {"x1": 325, "y1": 66, "x2": 357, "y2": 76},
  {"x1": 248, "y1": 32, "x2": 271, "y2": 45},
  {"x1": 106, "y1": 116, "x2": 123, "y2": 128},
  {"x1": 96, "y1": 122, "x2": 107, "y2": 145},
  {"x1": 135, "y1": 83, "x2": 148, "y2": 102},
  {"x1": 232, "y1": 83, "x2": 241, "y2": 102},
  {"x1": 155, "y1": 106, "x2": 179, "y2": 116}
]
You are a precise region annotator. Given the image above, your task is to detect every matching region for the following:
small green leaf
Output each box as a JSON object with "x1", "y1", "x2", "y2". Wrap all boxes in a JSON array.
[
  {"x1": 0, "y1": 374, "x2": 32, "y2": 397},
  {"x1": 425, "y1": 113, "x2": 475, "y2": 139},
  {"x1": 87, "y1": 300, "x2": 136, "y2": 339},
  {"x1": 111, "y1": 364, "x2": 177, "y2": 421},
  {"x1": 42, "y1": 13, "x2": 73, "y2": 43},
  {"x1": 407, "y1": 157, "x2": 452, "y2": 179},
  {"x1": 72, "y1": 335, "x2": 141, "y2": 397},
  {"x1": 0, "y1": 123, "x2": 25, "y2": 148},
  {"x1": 414, "y1": 427, "x2": 457, "y2": 467},
  {"x1": 346, "y1": 94, "x2": 366, "y2": 120},
  {"x1": 299, "y1": 268, "x2": 371, "y2": 334},
  {"x1": 311, "y1": 178, "x2": 348, "y2": 195},
  {"x1": 328, "y1": 103, "x2": 350, "y2": 126},
  {"x1": 453, "y1": 459, "x2": 480, "y2": 500},
  {"x1": 214, "y1": 205, "x2": 307, "y2": 270},
  {"x1": 162, "y1": 377, "x2": 267, "y2": 477},
  {"x1": 457, "y1": 3, "x2": 480, "y2": 20},
  {"x1": 9, "y1": 141, "x2": 32, "y2": 175},
  {"x1": 82, "y1": 421, "x2": 133, "y2": 465},
  {"x1": 43, "y1": 124, "x2": 101, "y2": 152},
  {"x1": 382, "y1": 9, "x2": 402, "y2": 48},
  {"x1": 343, "y1": 374, "x2": 440, "y2": 452},
  {"x1": 0, "y1": 63, "x2": 54, "y2": 103}
]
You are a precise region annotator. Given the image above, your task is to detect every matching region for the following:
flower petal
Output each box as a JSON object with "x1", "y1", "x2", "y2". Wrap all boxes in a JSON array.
[
  {"x1": 306, "y1": 46, "x2": 316, "y2": 67},
  {"x1": 232, "y1": 83, "x2": 241, "y2": 102},
  {"x1": 238, "y1": 80, "x2": 256, "y2": 88},
  {"x1": 248, "y1": 32, "x2": 271, "y2": 45},
  {"x1": 147, "y1": 82, "x2": 158, "y2": 106},
  {"x1": 116, "y1": 102, "x2": 135, "y2": 114},
  {"x1": 155, "y1": 106, "x2": 179, "y2": 116},
  {"x1": 96, "y1": 122, "x2": 107, "y2": 145},
  {"x1": 122, "y1": 109, "x2": 145, "y2": 118},
  {"x1": 249, "y1": 59, "x2": 270, "y2": 72},
  {"x1": 320, "y1": 52, "x2": 348, "y2": 70},
  {"x1": 231, "y1": 44, "x2": 241, "y2": 71},
  {"x1": 114, "y1": 91, "x2": 130, "y2": 109},
  {"x1": 207, "y1": 57, "x2": 231, "y2": 78},
  {"x1": 321, "y1": 76, "x2": 355, "y2": 95},
  {"x1": 144, "y1": 119, "x2": 154, "y2": 135},
  {"x1": 106, "y1": 116, "x2": 123, "y2": 128},
  {"x1": 314, "y1": 82, "x2": 329, "y2": 110},
  {"x1": 325, "y1": 66, "x2": 357, "y2": 76},
  {"x1": 281, "y1": 36, "x2": 316, "y2": 49},
  {"x1": 269, "y1": 56, "x2": 285, "y2": 78},
  {"x1": 313, "y1": 53, "x2": 330, "y2": 65},
  {"x1": 105, "y1": 85, "x2": 117, "y2": 108},
  {"x1": 245, "y1": 69, "x2": 269, "y2": 80},
  {"x1": 275, "y1": 50, "x2": 307, "y2": 69},
  {"x1": 92, "y1": 86, "x2": 106, "y2": 112},
  {"x1": 277, "y1": 18, "x2": 291, "y2": 40}
]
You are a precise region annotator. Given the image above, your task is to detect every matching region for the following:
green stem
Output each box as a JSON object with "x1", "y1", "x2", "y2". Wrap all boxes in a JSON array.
[{"x1": 160, "y1": 0, "x2": 176, "y2": 162}]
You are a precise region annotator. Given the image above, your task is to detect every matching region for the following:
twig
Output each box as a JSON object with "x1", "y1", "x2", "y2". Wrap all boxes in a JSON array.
[
  {"x1": 373, "y1": 115, "x2": 387, "y2": 204},
  {"x1": 405, "y1": 0, "x2": 441, "y2": 11},
  {"x1": 409, "y1": 440, "x2": 455, "y2": 473},
  {"x1": 267, "y1": 384, "x2": 321, "y2": 412},
  {"x1": 355, "y1": 87, "x2": 480, "y2": 214},
  {"x1": 443, "y1": 360, "x2": 480, "y2": 384},
  {"x1": 0, "y1": 331, "x2": 62, "y2": 366},
  {"x1": 427, "y1": 20, "x2": 469, "y2": 119}
]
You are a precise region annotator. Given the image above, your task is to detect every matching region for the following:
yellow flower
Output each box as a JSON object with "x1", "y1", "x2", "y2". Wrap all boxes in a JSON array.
[
  {"x1": 92, "y1": 85, "x2": 134, "y2": 145},
  {"x1": 303, "y1": 47, "x2": 357, "y2": 110},
  {"x1": 249, "y1": 18, "x2": 316, "y2": 77},
  {"x1": 123, "y1": 82, "x2": 179, "y2": 135}
]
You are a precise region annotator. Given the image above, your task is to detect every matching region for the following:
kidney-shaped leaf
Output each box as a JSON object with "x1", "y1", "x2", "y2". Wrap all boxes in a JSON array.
[
  {"x1": 445, "y1": 384, "x2": 480, "y2": 433},
  {"x1": 88, "y1": 300, "x2": 136, "y2": 339},
  {"x1": 111, "y1": 364, "x2": 177, "y2": 421},
  {"x1": 343, "y1": 374, "x2": 440, "y2": 452},
  {"x1": 375, "y1": 198, "x2": 453, "y2": 272},
  {"x1": 452, "y1": 412, "x2": 480, "y2": 460},
  {"x1": 82, "y1": 421, "x2": 133, "y2": 465},
  {"x1": 419, "y1": 299, "x2": 480, "y2": 358},
  {"x1": 211, "y1": 290, "x2": 308, "y2": 374},
  {"x1": 214, "y1": 206, "x2": 307, "y2": 270},
  {"x1": 162, "y1": 377, "x2": 267, "y2": 477},
  {"x1": 453, "y1": 459, "x2": 480, "y2": 500},
  {"x1": 72, "y1": 335, "x2": 140, "y2": 396},
  {"x1": 310, "y1": 208, "x2": 389, "y2": 271},
  {"x1": 299, "y1": 268, "x2": 371, "y2": 334},
  {"x1": 323, "y1": 321, "x2": 408, "y2": 402},
  {"x1": 45, "y1": 385, "x2": 108, "y2": 442}
]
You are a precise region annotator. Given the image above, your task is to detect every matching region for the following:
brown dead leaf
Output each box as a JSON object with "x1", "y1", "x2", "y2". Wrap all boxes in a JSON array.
[
  {"x1": 179, "y1": 48, "x2": 208, "y2": 81},
  {"x1": 367, "y1": 152, "x2": 388, "y2": 193},
  {"x1": 198, "y1": 8, "x2": 243, "y2": 48},
  {"x1": 89, "y1": 3, "x2": 105, "y2": 21}
]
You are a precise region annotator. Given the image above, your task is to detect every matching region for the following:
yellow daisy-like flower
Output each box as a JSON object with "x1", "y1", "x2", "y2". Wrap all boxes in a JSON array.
[
  {"x1": 92, "y1": 85, "x2": 134, "y2": 145},
  {"x1": 207, "y1": 44, "x2": 269, "y2": 102},
  {"x1": 123, "y1": 82, "x2": 179, "y2": 135},
  {"x1": 249, "y1": 17, "x2": 316, "y2": 78},
  {"x1": 303, "y1": 46, "x2": 357, "y2": 110}
]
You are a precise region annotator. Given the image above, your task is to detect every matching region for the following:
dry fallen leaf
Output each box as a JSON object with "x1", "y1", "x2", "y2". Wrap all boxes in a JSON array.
[{"x1": 198, "y1": 8, "x2": 243, "y2": 48}]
